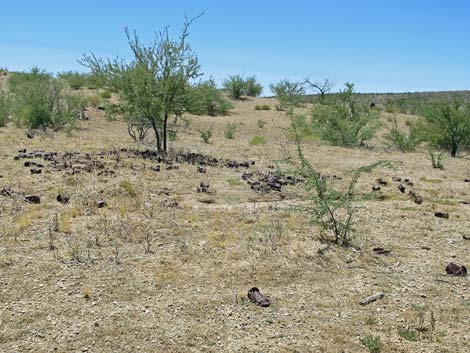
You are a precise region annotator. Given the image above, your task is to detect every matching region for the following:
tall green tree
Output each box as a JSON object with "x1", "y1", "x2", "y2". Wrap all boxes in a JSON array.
[
  {"x1": 418, "y1": 100, "x2": 470, "y2": 157},
  {"x1": 80, "y1": 15, "x2": 203, "y2": 153}
]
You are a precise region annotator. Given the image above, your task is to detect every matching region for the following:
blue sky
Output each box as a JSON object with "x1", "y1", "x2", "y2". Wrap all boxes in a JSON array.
[{"x1": 1, "y1": 1, "x2": 469, "y2": 93}]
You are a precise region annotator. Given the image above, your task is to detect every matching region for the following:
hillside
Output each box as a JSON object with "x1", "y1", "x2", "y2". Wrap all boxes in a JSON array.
[{"x1": 0, "y1": 94, "x2": 469, "y2": 352}]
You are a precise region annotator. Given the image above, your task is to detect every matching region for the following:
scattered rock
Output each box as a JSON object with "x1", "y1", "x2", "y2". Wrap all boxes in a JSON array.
[
  {"x1": 97, "y1": 200, "x2": 106, "y2": 208},
  {"x1": 377, "y1": 178, "x2": 387, "y2": 186},
  {"x1": 247, "y1": 287, "x2": 270, "y2": 307},
  {"x1": 445, "y1": 262, "x2": 467, "y2": 276},
  {"x1": 373, "y1": 247, "x2": 391, "y2": 255},
  {"x1": 398, "y1": 184, "x2": 406, "y2": 193},
  {"x1": 25, "y1": 195, "x2": 40, "y2": 204},
  {"x1": 30, "y1": 168, "x2": 42, "y2": 174},
  {"x1": 57, "y1": 194, "x2": 70, "y2": 204},
  {"x1": 464, "y1": 178, "x2": 470, "y2": 183},
  {"x1": 372, "y1": 185, "x2": 381, "y2": 191},
  {"x1": 151, "y1": 165, "x2": 161, "y2": 172},
  {"x1": 434, "y1": 211, "x2": 449, "y2": 219},
  {"x1": 197, "y1": 166, "x2": 206, "y2": 173},
  {"x1": 162, "y1": 199, "x2": 178, "y2": 208},
  {"x1": 392, "y1": 176, "x2": 401, "y2": 182},
  {"x1": 360, "y1": 292, "x2": 385, "y2": 305},
  {"x1": 463, "y1": 235, "x2": 470, "y2": 241},
  {"x1": 197, "y1": 181, "x2": 210, "y2": 193},
  {"x1": 414, "y1": 195, "x2": 423, "y2": 205}
]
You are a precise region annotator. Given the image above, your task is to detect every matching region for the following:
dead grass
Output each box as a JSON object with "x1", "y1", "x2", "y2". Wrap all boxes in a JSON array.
[{"x1": 0, "y1": 96, "x2": 469, "y2": 352}]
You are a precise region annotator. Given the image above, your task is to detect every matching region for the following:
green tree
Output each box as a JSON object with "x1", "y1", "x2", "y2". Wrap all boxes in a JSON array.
[
  {"x1": 245, "y1": 75, "x2": 263, "y2": 97},
  {"x1": 8, "y1": 67, "x2": 77, "y2": 130},
  {"x1": 269, "y1": 79, "x2": 305, "y2": 110},
  {"x1": 311, "y1": 82, "x2": 380, "y2": 147},
  {"x1": 186, "y1": 78, "x2": 232, "y2": 116},
  {"x1": 80, "y1": 15, "x2": 203, "y2": 153},
  {"x1": 223, "y1": 74, "x2": 246, "y2": 99},
  {"x1": 418, "y1": 100, "x2": 470, "y2": 157}
]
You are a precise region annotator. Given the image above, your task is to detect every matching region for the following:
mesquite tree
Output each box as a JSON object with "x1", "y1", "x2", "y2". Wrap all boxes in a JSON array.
[
  {"x1": 304, "y1": 78, "x2": 334, "y2": 101},
  {"x1": 80, "y1": 15, "x2": 202, "y2": 153}
]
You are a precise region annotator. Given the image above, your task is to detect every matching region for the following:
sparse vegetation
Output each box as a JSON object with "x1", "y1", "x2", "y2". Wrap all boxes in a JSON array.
[
  {"x1": 187, "y1": 78, "x2": 232, "y2": 116},
  {"x1": 8, "y1": 67, "x2": 78, "y2": 130},
  {"x1": 311, "y1": 83, "x2": 381, "y2": 147},
  {"x1": 0, "y1": 90, "x2": 11, "y2": 127},
  {"x1": 384, "y1": 116, "x2": 420, "y2": 151},
  {"x1": 257, "y1": 119, "x2": 267, "y2": 128},
  {"x1": 199, "y1": 127, "x2": 213, "y2": 143},
  {"x1": 250, "y1": 135, "x2": 266, "y2": 145},
  {"x1": 255, "y1": 104, "x2": 271, "y2": 111},
  {"x1": 417, "y1": 100, "x2": 470, "y2": 157},
  {"x1": 269, "y1": 79, "x2": 305, "y2": 110},
  {"x1": 360, "y1": 335, "x2": 382, "y2": 353},
  {"x1": 224, "y1": 122, "x2": 237, "y2": 139}
]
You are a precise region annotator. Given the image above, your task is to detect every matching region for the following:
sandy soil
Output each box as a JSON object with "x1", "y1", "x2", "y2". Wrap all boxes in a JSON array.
[{"x1": 0, "y1": 96, "x2": 469, "y2": 353}]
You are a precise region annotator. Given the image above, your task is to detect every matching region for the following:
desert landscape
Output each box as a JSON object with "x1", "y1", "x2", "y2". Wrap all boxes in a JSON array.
[
  {"x1": 1, "y1": 3, "x2": 470, "y2": 352},
  {"x1": 1, "y1": 69, "x2": 470, "y2": 352}
]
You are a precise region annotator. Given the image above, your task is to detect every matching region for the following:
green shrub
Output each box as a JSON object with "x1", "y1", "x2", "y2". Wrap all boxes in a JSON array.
[
  {"x1": 255, "y1": 104, "x2": 271, "y2": 111},
  {"x1": 250, "y1": 135, "x2": 266, "y2": 145},
  {"x1": 120, "y1": 180, "x2": 137, "y2": 197},
  {"x1": 223, "y1": 75, "x2": 246, "y2": 99},
  {"x1": 269, "y1": 79, "x2": 305, "y2": 110},
  {"x1": 199, "y1": 128, "x2": 213, "y2": 143},
  {"x1": 289, "y1": 110, "x2": 390, "y2": 246},
  {"x1": 0, "y1": 90, "x2": 11, "y2": 127},
  {"x1": 101, "y1": 90, "x2": 112, "y2": 99},
  {"x1": 384, "y1": 116, "x2": 420, "y2": 151},
  {"x1": 429, "y1": 150, "x2": 445, "y2": 169},
  {"x1": 398, "y1": 329, "x2": 417, "y2": 341},
  {"x1": 58, "y1": 71, "x2": 89, "y2": 90},
  {"x1": 257, "y1": 119, "x2": 267, "y2": 128},
  {"x1": 8, "y1": 67, "x2": 77, "y2": 130},
  {"x1": 360, "y1": 335, "x2": 382, "y2": 353},
  {"x1": 87, "y1": 95, "x2": 102, "y2": 107},
  {"x1": 224, "y1": 122, "x2": 236, "y2": 139},
  {"x1": 245, "y1": 76, "x2": 263, "y2": 97},
  {"x1": 311, "y1": 83, "x2": 380, "y2": 147},
  {"x1": 417, "y1": 100, "x2": 470, "y2": 157},
  {"x1": 187, "y1": 79, "x2": 232, "y2": 116}
]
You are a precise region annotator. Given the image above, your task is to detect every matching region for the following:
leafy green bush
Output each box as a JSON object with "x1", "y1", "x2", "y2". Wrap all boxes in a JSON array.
[
  {"x1": 311, "y1": 83, "x2": 380, "y2": 147},
  {"x1": 8, "y1": 67, "x2": 78, "y2": 130},
  {"x1": 417, "y1": 100, "x2": 470, "y2": 157},
  {"x1": 289, "y1": 110, "x2": 390, "y2": 246},
  {"x1": 223, "y1": 75, "x2": 246, "y2": 99},
  {"x1": 250, "y1": 135, "x2": 266, "y2": 145},
  {"x1": 269, "y1": 79, "x2": 305, "y2": 110},
  {"x1": 398, "y1": 329, "x2": 417, "y2": 342},
  {"x1": 360, "y1": 335, "x2": 382, "y2": 353},
  {"x1": 100, "y1": 90, "x2": 112, "y2": 99},
  {"x1": 187, "y1": 79, "x2": 232, "y2": 116},
  {"x1": 384, "y1": 116, "x2": 420, "y2": 151},
  {"x1": 58, "y1": 71, "x2": 90, "y2": 90},
  {"x1": 255, "y1": 104, "x2": 271, "y2": 110},
  {"x1": 245, "y1": 76, "x2": 263, "y2": 97},
  {"x1": 0, "y1": 90, "x2": 11, "y2": 127},
  {"x1": 224, "y1": 122, "x2": 236, "y2": 139},
  {"x1": 199, "y1": 128, "x2": 213, "y2": 143}
]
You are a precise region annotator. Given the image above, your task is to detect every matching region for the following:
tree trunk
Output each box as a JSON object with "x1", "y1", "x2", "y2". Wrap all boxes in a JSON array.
[
  {"x1": 151, "y1": 119, "x2": 162, "y2": 153},
  {"x1": 451, "y1": 144, "x2": 457, "y2": 157},
  {"x1": 163, "y1": 113, "x2": 168, "y2": 153}
]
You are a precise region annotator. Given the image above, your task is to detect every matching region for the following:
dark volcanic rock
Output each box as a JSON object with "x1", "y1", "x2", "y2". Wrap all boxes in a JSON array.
[
  {"x1": 434, "y1": 211, "x2": 449, "y2": 219},
  {"x1": 25, "y1": 195, "x2": 40, "y2": 204},
  {"x1": 446, "y1": 262, "x2": 467, "y2": 276}
]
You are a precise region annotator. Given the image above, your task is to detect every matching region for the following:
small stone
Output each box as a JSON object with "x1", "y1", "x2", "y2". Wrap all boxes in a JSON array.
[
  {"x1": 434, "y1": 211, "x2": 449, "y2": 219},
  {"x1": 97, "y1": 200, "x2": 106, "y2": 208},
  {"x1": 25, "y1": 195, "x2": 40, "y2": 204}
]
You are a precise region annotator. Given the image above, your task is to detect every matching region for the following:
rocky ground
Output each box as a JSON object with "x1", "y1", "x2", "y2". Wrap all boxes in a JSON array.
[{"x1": 0, "y1": 97, "x2": 469, "y2": 352}]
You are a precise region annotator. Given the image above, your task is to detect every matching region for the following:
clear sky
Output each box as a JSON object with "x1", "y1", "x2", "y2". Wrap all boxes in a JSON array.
[{"x1": 1, "y1": 0, "x2": 469, "y2": 93}]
